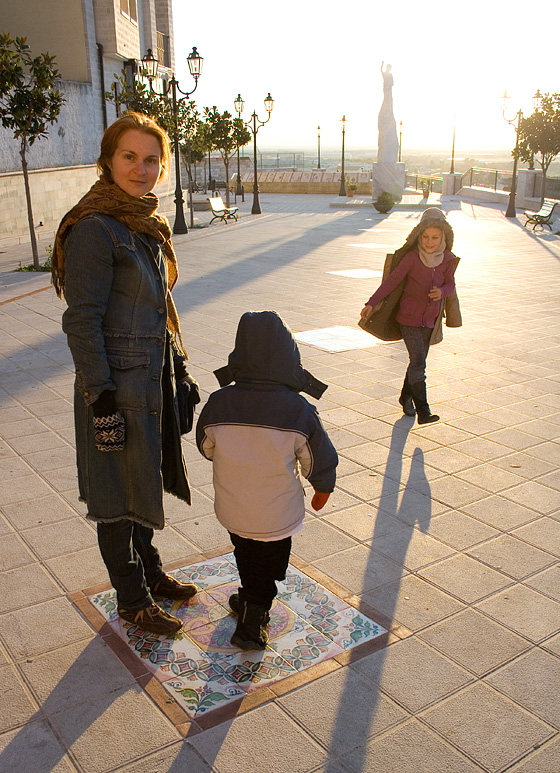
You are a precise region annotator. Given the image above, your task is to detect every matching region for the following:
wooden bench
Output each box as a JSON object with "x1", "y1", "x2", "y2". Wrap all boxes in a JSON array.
[
  {"x1": 207, "y1": 196, "x2": 239, "y2": 224},
  {"x1": 524, "y1": 199, "x2": 558, "y2": 231}
]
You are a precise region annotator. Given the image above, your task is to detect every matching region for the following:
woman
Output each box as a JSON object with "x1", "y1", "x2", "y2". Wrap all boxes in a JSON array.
[
  {"x1": 360, "y1": 208, "x2": 459, "y2": 424},
  {"x1": 52, "y1": 112, "x2": 200, "y2": 636}
]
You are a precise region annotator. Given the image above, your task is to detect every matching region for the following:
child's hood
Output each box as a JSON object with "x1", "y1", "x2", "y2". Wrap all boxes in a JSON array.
[{"x1": 213, "y1": 310, "x2": 328, "y2": 399}]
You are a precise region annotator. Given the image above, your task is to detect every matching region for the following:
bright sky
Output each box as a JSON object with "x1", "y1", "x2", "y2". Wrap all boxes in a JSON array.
[{"x1": 171, "y1": 0, "x2": 559, "y2": 154}]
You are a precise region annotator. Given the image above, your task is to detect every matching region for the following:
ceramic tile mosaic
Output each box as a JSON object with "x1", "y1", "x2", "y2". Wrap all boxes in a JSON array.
[
  {"x1": 294, "y1": 326, "x2": 381, "y2": 352},
  {"x1": 88, "y1": 557, "x2": 386, "y2": 721}
]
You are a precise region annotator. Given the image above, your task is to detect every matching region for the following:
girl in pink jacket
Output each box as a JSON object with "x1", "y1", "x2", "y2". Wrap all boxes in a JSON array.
[{"x1": 360, "y1": 208, "x2": 457, "y2": 424}]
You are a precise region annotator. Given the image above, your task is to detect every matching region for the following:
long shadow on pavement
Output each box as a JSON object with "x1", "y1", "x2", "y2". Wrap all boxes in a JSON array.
[{"x1": 326, "y1": 419, "x2": 432, "y2": 771}]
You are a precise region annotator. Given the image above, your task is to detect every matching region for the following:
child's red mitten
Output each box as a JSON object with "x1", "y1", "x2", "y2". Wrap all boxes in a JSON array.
[{"x1": 311, "y1": 490, "x2": 330, "y2": 511}]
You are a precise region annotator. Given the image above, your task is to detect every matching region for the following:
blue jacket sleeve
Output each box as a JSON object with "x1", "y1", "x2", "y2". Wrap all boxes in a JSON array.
[
  {"x1": 61, "y1": 217, "x2": 116, "y2": 405},
  {"x1": 306, "y1": 408, "x2": 338, "y2": 493}
]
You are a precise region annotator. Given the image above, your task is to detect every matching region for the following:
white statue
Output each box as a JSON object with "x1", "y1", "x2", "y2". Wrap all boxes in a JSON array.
[{"x1": 378, "y1": 62, "x2": 399, "y2": 163}]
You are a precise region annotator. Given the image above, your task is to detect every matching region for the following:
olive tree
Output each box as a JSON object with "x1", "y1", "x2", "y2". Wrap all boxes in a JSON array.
[
  {"x1": 204, "y1": 107, "x2": 251, "y2": 206},
  {"x1": 517, "y1": 93, "x2": 560, "y2": 205},
  {"x1": 0, "y1": 34, "x2": 64, "y2": 268}
]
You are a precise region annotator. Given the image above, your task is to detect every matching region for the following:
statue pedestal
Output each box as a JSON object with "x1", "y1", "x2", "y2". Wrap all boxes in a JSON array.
[{"x1": 372, "y1": 162, "x2": 405, "y2": 201}]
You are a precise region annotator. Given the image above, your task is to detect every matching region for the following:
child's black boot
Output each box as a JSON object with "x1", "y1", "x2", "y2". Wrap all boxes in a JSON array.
[{"x1": 230, "y1": 597, "x2": 269, "y2": 650}]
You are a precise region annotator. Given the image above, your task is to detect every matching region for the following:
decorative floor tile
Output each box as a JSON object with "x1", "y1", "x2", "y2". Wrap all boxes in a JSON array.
[
  {"x1": 87, "y1": 558, "x2": 387, "y2": 723},
  {"x1": 294, "y1": 326, "x2": 382, "y2": 352}
]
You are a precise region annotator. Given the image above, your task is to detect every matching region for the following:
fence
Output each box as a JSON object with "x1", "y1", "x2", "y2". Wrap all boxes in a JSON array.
[
  {"x1": 534, "y1": 175, "x2": 560, "y2": 200},
  {"x1": 405, "y1": 174, "x2": 443, "y2": 194}
]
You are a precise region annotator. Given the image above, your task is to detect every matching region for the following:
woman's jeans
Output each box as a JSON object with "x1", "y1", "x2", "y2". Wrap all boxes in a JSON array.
[
  {"x1": 400, "y1": 324, "x2": 432, "y2": 385},
  {"x1": 97, "y1": 519, "x2": 166, "y2": 611},
  {"x1": 229, "y1": 532, "x2": 292, "y2": 610}
]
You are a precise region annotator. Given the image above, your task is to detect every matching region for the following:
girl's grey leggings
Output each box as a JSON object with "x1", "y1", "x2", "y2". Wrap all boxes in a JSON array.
[{"x1": 400, "y1": 324, "x2": 432, "y2": 385}]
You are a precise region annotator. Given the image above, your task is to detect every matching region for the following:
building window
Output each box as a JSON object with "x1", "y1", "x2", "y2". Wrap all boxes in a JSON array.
[
  {"x1": 156, "y1": 31, "x2": 170, "y2": 68},
  {"x1": 120, "y1": 0, "x2": 138, "y2": 23}
]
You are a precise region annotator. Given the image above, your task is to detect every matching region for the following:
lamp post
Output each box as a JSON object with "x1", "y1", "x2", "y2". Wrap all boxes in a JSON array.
[
  {"x1": 502, "y1": 90, "x2": 522, "y2": 219},
  {"x1": 398, "y1": 121, "x2": 402, "y2": 163},
  {"x1": 142, "y1": 47, "x2": 203, "y2": 233},
  {"x1": 338, "y1": 115, "x2": 347, "y2": 196},
  {"x1": 317, "y1": 125, "x2": 321, "y2": 170},
  {"x1": 236, "y1": 93, "x2": 274, "y2": 214},
  {"x1": 234, "y1": 93, "x2": 244, "y2": 197},
  {"x1": 450, "y1": 123, "x2": 456, "y2": 174}
]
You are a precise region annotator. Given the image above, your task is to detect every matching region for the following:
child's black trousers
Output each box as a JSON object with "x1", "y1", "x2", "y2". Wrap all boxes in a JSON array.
[{"x1": 229, "y1": 532, "x2": 292, "y2": 610}]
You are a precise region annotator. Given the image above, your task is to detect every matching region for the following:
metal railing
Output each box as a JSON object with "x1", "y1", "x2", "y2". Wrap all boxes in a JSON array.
[
  {"x1": 534, "y1": 175, "x2": 560, "y2": 200},
  {"x1": 460, "y1": 167, "x2": 514, "y2": 192},
  {"x1": 406, "y1": 174, "x2": 442, "y2": 194}
]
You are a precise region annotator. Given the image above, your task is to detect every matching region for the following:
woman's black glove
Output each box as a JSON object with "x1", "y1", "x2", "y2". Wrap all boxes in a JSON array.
[
  {"x1": 92, "y1": 390, "x2": 125, "y2": 452},
  {"x1": 176, "y1": 373, "x2": 201, "y2": 434}
]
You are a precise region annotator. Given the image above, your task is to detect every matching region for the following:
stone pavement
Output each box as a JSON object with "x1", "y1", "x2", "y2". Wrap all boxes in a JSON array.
[{"x1": 0, "y1": 193, "x2": 559, "y2": 772}]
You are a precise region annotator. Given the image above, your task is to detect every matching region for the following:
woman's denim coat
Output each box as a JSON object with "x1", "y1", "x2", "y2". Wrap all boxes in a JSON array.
[{"x1": 62, "y1": 214, "x2": 190, "y2": 529}]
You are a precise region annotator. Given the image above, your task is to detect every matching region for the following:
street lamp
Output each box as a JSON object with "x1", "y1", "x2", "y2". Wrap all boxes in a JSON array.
[
  {"x1": 236, "y1": 93, "x2": 274, "y2": 214},
  {"x1": 502, "y1": 90, "x2": 522, "y2": 219},
  {"x1": 398, "y1": 121, "x2": 403, "y2": 163},
  {"x1": 142, "y1": 46, "x2": 203, "y2": 233},
  {"x1": 317, "y1": 125, "x2": 321, "y2": 170},
  {"x1": 234, "y1": 93, "x2": 245, "y2": 197},
  {"x1": 338, "y1": 115, "x2": 347, "y2": 197},
  {"x1": 450, "y1": 123, "x2": 456, "y2": 174}
]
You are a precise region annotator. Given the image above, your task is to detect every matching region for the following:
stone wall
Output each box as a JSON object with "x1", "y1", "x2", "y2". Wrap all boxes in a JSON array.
[{"x1": 0, "y1": 158, "x2": 178, "y2": 248}]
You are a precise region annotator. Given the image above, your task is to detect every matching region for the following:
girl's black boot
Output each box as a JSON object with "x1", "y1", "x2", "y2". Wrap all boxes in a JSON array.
[{"x1": 410, "y1": 382, "x2": 439, "y2": 425}]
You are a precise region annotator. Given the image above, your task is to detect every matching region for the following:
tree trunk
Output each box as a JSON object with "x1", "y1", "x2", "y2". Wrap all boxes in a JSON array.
[
  {"x1": 20, "y1": 136, "x2": 40, "y2": 269},
  {"x1": 224, "y1": 157, "x2": 230, "y2": 207}
]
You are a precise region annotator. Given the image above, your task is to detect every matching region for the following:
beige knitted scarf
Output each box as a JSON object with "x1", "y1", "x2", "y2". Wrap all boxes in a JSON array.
[{"x1": 52, "y1": 179, "x2": 187, "y2": 357}]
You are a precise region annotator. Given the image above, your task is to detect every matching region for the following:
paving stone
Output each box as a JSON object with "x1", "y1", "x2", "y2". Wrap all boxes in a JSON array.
[
  {"x1": 0, "y1": 533, "x2": 35, "y2": 571},
  {"x1": 351, "y1": 637, "x2": 473, "y2": 712},
  {"x1": 292, "y1": 519, "x2": 358, "y2": 561},
  {"x1": 524, "y1": 565, "x2": 560, "y2": 602},
  {"x1": 370, "y1": 526, "x2": 454, "y2": 570},
  {"x1": 175, "y1": 514, "x2": 232, "y2": 553},
  {"x1": 45, "y1": 547, "x2": 109, "y2": 592},
  {"x1": 1, "y1": 494, "x2": 79, "y2": 530},
  {"x1": 485, "y1": 648, "x2": 560, "y2": 728},
  {"x1": 418, "y1": 553, "x2": 513, "y2": 603},
  {"x1": 21, "y1": 517, "x2": 96, "y2": 560},
  {"x1": 21, "y1": 638, "x2": 136, "y2": 716},
  {"x1": 509, "y1": 739, "x2": 560, "y2": 773},
  {"x1": 189, "y1": 702, "x2": 327, "y2": 773},
  {"x1": 0, "y1": 719, "x2": 75, "y2": 772},
  {"x1": 428, "y1": 476, "x2": 489, "y2": 509},
  {"x1": 48, "y1": 685, "x2": 181, "y2": 773},
  {"x1": 314, "y1": 544, "x2": 405, "y2": 594},
  {"x1": 339, "y1": 720, "x2": 482, "y2": 773},
  {"x1": 324, "y1": 503, "x2": 402, "y2": 542},
  {"x1": 476, "y1": 584, "x2": 560, "y2": 643},
  {"x1": 462, "y1": 495, "x2": 541, "y2": 531},
  {"x1": 118, "y1": 743, "x2": 212, "y2": 772},
  {"x1": 0, "y1": 563, "x2": 60, "y2": 614},
  {"x1": 418, "y1": 608, "x2": 531, "y2": 676},
  {"x1": 337, "y1": 469, "x2": 401, "y2": 501},
  {"x1": 512, "y1": 516, "x2": 560, "y2": 555},
  {"x1": 0, "y1": 665, "x2": 37, "y2": 731},
  {"x1": 467, "y1": 534, "x2": 556, "y2": 580},
  {"x1": 423, "y1": 510, "x2": 499, "y2": 550},
  {"x1": 0, "y1": 597, "x2": 93, "y2": 659},
  {"x1": 278, "y1": 667, "x2": 408, "y2": 754},
  {"x1": 492, "y1": 451, "x2": 557, "y2": 479},
  {"x1": 361, "y1": 574, "x2": 464, "y2": 631},
  {"x1": 501, "y1": 481, "x2": 559, "y2": 515},
  {"x1": 422, "y1": 682, "x2": 554, "y2": 773}
]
